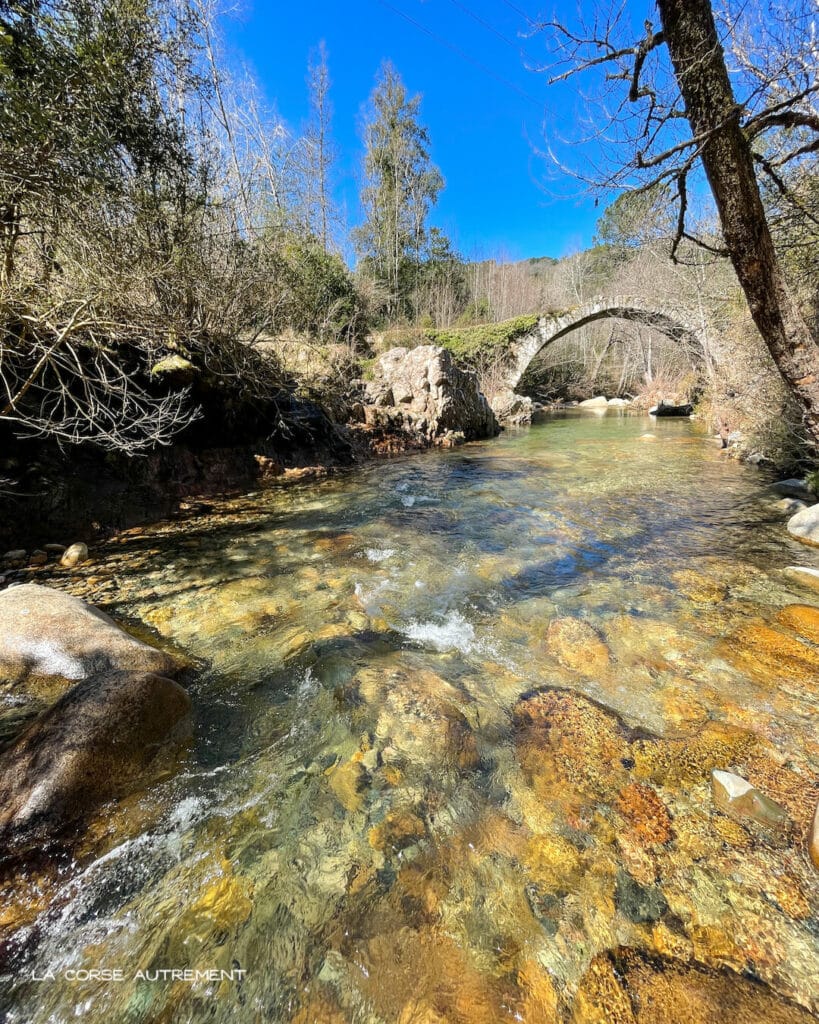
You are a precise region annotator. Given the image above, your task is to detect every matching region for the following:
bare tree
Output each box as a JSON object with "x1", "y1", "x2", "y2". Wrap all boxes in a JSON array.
[
  {"x1": 539, "y1": 0, "x2": 819, "y2": 446},
  {"x1": 304, "y1": 42, "x2": 335, "y2": 251}
]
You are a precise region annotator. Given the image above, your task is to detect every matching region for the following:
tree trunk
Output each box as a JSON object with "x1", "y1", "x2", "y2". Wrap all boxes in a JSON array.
[{"x1": 657, "y1": 0, "x2": 819, "y2": 447}]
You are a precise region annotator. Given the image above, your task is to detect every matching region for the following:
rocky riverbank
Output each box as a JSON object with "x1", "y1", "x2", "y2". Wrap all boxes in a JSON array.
[{"x1": 1, "y1": 344, "x2": 502, "y2": 556}]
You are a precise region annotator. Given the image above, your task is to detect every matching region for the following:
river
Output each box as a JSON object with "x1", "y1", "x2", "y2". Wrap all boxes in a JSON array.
[{"x1": 2, "y1": 410, "x2": 819, "y2": 1022}]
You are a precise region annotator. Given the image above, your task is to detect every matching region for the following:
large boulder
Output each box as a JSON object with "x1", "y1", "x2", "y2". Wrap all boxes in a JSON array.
[
  {"x1": 0, "y1": 670, "x2": 191, "y2": 843},
  {"x1": 0, "y1": 585, "x2": 191, "y2": 845},
  {"x1": 364, "y1": 346, "x2": 498, "y2": 443},
  {"x1": 578, "y1": 395, "x2": 608, "y2": 408},
  {"x1": 771, "y1": 478, "x2": 815, "y2": 502},
  {"x1": 0, "y1": 583, "x2": 182, "y2": 692},
  {"x1": 787, "y1": 503, "x2": 819, "y2": 546},
  {"x1": 650, "y1": 401, "x2": 694, "y2": 416},
  {"x1": 489, "y1": 389, "x2": 533, "y2": 427}
]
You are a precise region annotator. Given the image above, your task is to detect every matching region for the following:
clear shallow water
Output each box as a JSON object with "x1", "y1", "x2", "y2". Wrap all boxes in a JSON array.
[{"x1": 2, "y1": 411, "x2": 819, "y2": 1023}]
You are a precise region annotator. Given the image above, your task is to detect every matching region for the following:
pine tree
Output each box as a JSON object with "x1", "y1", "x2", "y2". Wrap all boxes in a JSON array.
[{"x1": 355, "y1": 62, "x2": 443, "y2": 317}]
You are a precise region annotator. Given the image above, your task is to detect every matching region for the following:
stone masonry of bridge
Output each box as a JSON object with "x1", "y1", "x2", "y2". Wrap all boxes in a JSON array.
[{"x1": 499, "y1": 295, "x2": 705, "y2": 395}]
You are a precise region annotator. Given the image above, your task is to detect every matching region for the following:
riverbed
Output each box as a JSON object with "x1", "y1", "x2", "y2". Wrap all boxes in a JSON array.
[{"x1": 2, "y1": 410, "x2": 819, "y2": 1022}]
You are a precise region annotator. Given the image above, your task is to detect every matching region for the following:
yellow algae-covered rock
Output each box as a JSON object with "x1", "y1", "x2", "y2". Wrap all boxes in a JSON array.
[
  {"x1": 313, "y1": 531, "x2": 358, "y2": 555},
  {"x1": 656, "y1": 684, "x2": 711, "y2": 734},
  {"x1": 328, "y1": 757, "x2": 370, "y2": 813},
  {"x1": 718, "y1": 620, "x2": 819, "y2": 683},
  {"x1": 185, "y1": 859, "x2": 253, "y2": 933},
  {"x1": 616, "y1": 782, "x2": 674, "y2": 847},
  {"x1": 516, "y1": 959, "x2": 560, "y2": 1023},
  {"x1": 460, "y1": 809, "x2": 530, "y2": 862},
  {"x1": 546, "y1": 617, "x2": 612, "y2": 677},
  {"x1": 369, "y1": 807, "x2": 427, "y2": 854},
  {"x1": 352, "y1": 925, "x2": 515, "y2": 1024},
  {"x1": 651, "y1": 919, "x2": 695, "y2": 961},
  {"x1": 0, "y1": 869, "x2": 56, "y2": 939},
  {"x1": 672, "y1": 808, "x2": 751, "y2": 860},
  {"x1": 615, "y1": 829, "x2": 660, "y2": 887},
  {"x1": 571, "y1": 951, "x2": 637, "y2": 1024},
  {"x1": 358, "y1": 663, "x2": 479, "y2": 774},
  {"x1": 524, "y1": 833, "x2": 583, "y2": 892},
  {"x1": 631, "y1": 720, "x2": 757, "y2": 787},
  {"x1": 396, "y1": 860, "x2": 450, "y2": 921},
  {"x1": 573, "y1": 947, "x2": 818, "y2": 1024},
  {"x1": 784, "y1": 566, "x2": 819, "y2": 593},
  {"x1": 740, "y1": 753, "x2": 818, "y2": 833},
  {"x1": 672, "y1": 569, "x2": 728, "y2": 604},
  {"x1": 513, "y1": 688, "x2": 633, "y2": 806},
  {"x1": 809, "y1": 801, "x2": 819, "y2": 870},
  {"x1": 291, "y1": 991, "x2": 348, "y2": 1024},
  {"x1": 603, "y1": 613, "x2": 709, "y2": 681},
  {"x1": 397, "y1": 999, "x2": 450, "y2": 1024},
  {"x1": 776, "y1": 603, "x2": 819, "y2": 644}
]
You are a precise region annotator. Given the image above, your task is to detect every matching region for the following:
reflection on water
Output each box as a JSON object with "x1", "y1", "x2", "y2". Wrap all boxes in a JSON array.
[{"x1": 2, "y1": 411, "x2": 819, "y2": 1022}]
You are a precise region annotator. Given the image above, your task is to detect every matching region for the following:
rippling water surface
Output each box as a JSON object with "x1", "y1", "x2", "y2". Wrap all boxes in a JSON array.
[{"x1": 3, "y1": 411, "x2": 819, "y2": 1022}]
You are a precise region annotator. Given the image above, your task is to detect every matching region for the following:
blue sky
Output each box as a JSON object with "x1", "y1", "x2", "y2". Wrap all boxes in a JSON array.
[{"x1": 223, "y1": 0, "x2": 650, "y2": 261}]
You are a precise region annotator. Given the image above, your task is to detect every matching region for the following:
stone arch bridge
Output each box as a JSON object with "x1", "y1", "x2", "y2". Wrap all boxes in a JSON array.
[{"x1": 498, "y1": 295, "x2": 705, "y2": 394}]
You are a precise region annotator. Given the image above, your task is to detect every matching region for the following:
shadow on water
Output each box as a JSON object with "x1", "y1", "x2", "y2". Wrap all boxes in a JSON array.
[{"x1": 3, "y1": 412, "x2": 819, "y2": 1023}]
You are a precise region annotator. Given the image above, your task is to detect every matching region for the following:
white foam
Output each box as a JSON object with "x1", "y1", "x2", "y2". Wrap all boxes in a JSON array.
[
  {"x1": 365, "y1": 548, "x2": 396, "y2": 562},
  {"x1": 354, "y1": 579, "x2": 392, "y2": 615},
  {"x1": 403, "y1": 611, "x2": 476, "y2": 653},
  {"x1": 401, "y1": 495, "x2": 416, "y2": 507}
]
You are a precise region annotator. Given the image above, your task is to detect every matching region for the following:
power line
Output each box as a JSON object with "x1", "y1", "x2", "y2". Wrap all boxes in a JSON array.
[
  {"x1": 446, "y1": 0, "x2": 522, "y2": 52},
  {"x1": 498, "y1": 0, "x2": 539, "y2": 29},
  {"x1": 374, "y1": 0, "x2": 543, "y2": 109}
]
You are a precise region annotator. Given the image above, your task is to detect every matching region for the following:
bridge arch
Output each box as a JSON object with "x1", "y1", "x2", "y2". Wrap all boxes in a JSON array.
[{"x1": 501, "y1": 296, "x2": 704, "y2": 394}]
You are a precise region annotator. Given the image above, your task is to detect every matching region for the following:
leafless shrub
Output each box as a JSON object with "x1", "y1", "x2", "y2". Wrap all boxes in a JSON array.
[{"x1": 0, "y1": 296, "x2": 203, "y2": 452}]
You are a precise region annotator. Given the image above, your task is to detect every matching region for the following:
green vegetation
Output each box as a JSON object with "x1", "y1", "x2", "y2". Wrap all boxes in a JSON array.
[
  {"x1": 427, "y1": 315, "x2": 541, "y2": 362},
  {"x1": 2, "y1": 0, "x2": 818, "y2": 479}
]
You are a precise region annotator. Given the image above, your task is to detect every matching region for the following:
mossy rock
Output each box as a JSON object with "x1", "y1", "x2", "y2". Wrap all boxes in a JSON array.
[{"x1": 150, "y1": 354, "x2": 197, "y2": 378}]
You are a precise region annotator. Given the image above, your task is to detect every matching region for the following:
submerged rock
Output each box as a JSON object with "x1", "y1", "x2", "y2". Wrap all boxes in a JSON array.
[
  {"x1": 572, "y1": 947, "x2": 815, "y2": 1023},
  {"x1": 718, "y1": 619, "x2": 819, "y2": 685},
  {"x1": 711, "y1": 770, "x2": 790, "y2": 830},
  {"x1": 328, "y1": 757, "x2": 370, "y2": 813},
  {"x1": 787, "y1": 503, "x2": 819, "y2": 546},
  {"x1": 773, "y1": 497, "x2": 808, "y2": 515},
  {"x1": 0, "y1": 583, "x2": 182, "y2": 692},
  {"x1": 785, "y1": 566, "x2": 819, "y2": 592},
  {"x1": 546, "y1": 616, "x2": 612, "y2": 677},
  {"x1": 2, "y1": 548, "x2": 27, "y2": 568},
  {"x1": 776, "y1": 603, "x2": 819, "y2": 644},
  {"x1": 368, "y1": 806, "x2": 427, "y2": 854},
  {"x1": 0, "y1": 670, "x2": 191, "y2": 843},
  {"x1": 614, "y1": 869, "x2": 668, "y2": 924}
]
